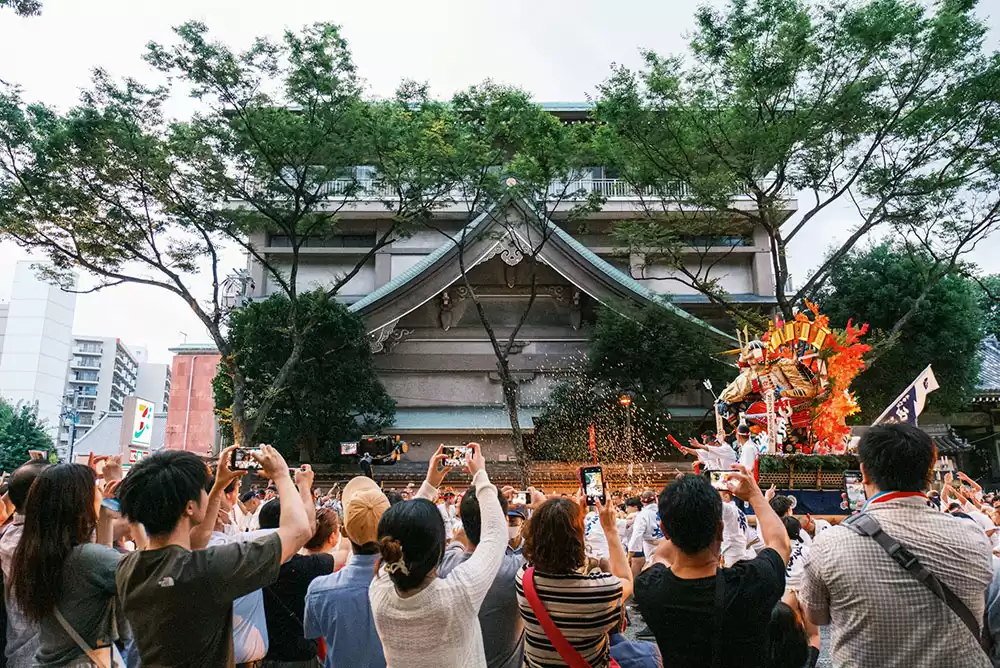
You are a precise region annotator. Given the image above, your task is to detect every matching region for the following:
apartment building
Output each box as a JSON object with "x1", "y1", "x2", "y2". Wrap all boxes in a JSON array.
[
  {"x1": 61, "y1": 337, "x2": 138, "y2": 447},
  {"x1": 243, "y1": 103, "x2": 797, "y2": 457},
  {"x1": 135, "y1": 363, "x2": 172, "y2": 413}
]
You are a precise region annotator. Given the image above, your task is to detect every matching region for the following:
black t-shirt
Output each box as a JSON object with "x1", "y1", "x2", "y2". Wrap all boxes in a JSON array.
[
  {"x1": 634, "y1": 547, "x2": 786, "y2": 668},
  {"x1": 263, "y1": 553, "x2": 335, "y2": 661}
]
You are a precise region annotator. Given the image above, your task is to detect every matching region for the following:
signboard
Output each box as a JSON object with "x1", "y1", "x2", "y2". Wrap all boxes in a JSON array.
[
  {"x1": 340, "y1": 442, "x2": 358, "y2": 455},
  {"x1": 128, "y1": 448, "x2": 149, "y2": 465},
  {"x1": 131, "y1": 398, "x2": 154, "y2": 448}
]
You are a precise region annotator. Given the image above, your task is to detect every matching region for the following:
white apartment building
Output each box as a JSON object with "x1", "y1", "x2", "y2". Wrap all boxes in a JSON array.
[
  {"x1": 61, "y1": 336, "x2": 138, "y2": 447},
  {"x1": 0, "y1": 261, "x2": 77, "y2": 442},
  {"x1": 135, "y1": 363, "x2": 171, "y2": 414}
]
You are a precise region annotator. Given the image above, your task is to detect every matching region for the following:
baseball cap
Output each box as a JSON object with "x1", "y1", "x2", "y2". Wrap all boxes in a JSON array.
[
  {"x1": 342, "y1": 476, "x2": 390, "y2": 545},
  {"x1": 508, "y1": 507, "x2": 527, "y2": 520}
]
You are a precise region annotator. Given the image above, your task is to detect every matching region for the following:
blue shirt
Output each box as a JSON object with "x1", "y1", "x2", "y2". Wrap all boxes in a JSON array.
[{"x1": 303, "y1": 553, "x2": 385, "y2": 668}]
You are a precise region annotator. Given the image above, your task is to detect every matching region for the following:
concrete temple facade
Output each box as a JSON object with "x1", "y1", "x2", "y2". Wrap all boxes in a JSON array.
[{"x1": 246, "y1": 104, "x2": 797, "y2": 461}]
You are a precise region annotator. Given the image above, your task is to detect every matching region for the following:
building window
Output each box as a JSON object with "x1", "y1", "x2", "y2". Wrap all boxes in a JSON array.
[{"x1": 267, "y1": 233, "x2": 377, "y2": 248}]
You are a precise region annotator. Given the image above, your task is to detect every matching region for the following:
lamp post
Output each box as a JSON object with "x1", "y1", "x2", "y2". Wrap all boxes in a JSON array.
[
  {"x1": 60, "y1": 389, "x2": 81, "y2": 462},
  {"x1": 221, "y1": 268, "x2": 255, "y2": 312},
  {"x1": 619, "y1": 391, "x2": 635, "y2": 481}
]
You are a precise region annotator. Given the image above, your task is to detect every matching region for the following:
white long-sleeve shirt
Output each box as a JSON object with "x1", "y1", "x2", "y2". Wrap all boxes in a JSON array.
[
  {"x1": 721, "y1": 500, "x2": 755, "y2": 567},
  {"x1": 627, "y1": 503, "x2": 663, "y2": 559},
  {"x1": 370, "y1": 470, "x2": 506, "y2": 668},
  {"x1": 696, "y1": 443, "x2": 738, "y2": 471}
]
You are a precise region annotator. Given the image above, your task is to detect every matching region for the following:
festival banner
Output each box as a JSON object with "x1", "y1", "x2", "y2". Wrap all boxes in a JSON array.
[{"x1": 872, "y1": 365, "x2": 940, "y2": 426}]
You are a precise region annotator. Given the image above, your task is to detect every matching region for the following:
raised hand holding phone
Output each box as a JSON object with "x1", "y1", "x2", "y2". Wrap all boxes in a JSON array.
[
  {"x1": 465, "y1": 442, "x2": 485, "y2": 476},
  {"x1": 426, "y1": 445, "x2": 454, "y2": 488},
  {"x1": 214, "y1": 446, "x2": 247, "y2": 491},
  {"x1": 250, "y1": 445, "x2": 290, "y2": 480}
]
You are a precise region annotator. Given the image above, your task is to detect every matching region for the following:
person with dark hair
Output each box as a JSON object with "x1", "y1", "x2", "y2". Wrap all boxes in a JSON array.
[
  {"x1": 304, "y1": 474, "x2": 391, "y2": 668},
  {"x1": 10, "y1": 463, "x2": 121, "y2": 666},
  {"x1": 799, "y1": 423, "x2": 993, "y2": 668},
  {"x1": 238, "y1": 489, "x2": 263, "y2": 532},
  {"x1": 257, "y1": 496, "x2": 334, "y2": 668},
  {"x1": 0, "y1": 459, "x2": 48, "y2": 666},
  {"x1": 438, "y1": 483, "x2": 525, "y2": 668},
  {"x1": 633, "y1": 467, "x2": 789, "y2": 668},
  {"x1": 779, "y1": 517, "x2": 819, "y2": 667},
  {"x1": 516, "y1": 491, "x2": 633, "y2": 668},
  {"x1": 370, "y1": 443, "x2": 506, "y2": 667},
  {"x1": 628, "y1": 489, "x2": 663, "y2": 577},
  {"x1": 116, "y1": 445, "x2": 312, "y2": 668},
  {"x1": 766, "y1": 602, "x2": 809, "y2": 668},
  {"x1": 769, "y1": 495, "x2": 793, "y2": 519},
  {"x1": 303, "y1": 508, "x2": 350, "y2": 569}
]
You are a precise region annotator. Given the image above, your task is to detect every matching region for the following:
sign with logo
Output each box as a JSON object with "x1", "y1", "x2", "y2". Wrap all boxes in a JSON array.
[
  {"x1": 131, "y1": 398, "x2": 154, "y2": 448},
  {"x1": 340, "y1": 442, "x2": 358, "y2": 455},
  {"x1": 128, "y1": 448, "x2": 149, "y2": 465}
]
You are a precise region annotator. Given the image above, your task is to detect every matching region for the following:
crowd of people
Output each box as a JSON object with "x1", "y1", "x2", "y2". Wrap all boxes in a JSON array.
[{"x1": 0, "y1": 422, "x2": 996, "y2": 667}]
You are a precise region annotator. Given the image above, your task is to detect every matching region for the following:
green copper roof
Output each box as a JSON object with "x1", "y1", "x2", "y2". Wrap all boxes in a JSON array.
[{"x1": 350, "y1": 195, "x2": 735, "y2": 342}]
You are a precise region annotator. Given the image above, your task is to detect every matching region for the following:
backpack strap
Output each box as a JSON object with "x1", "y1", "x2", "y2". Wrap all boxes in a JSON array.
[
  {"x1": 841, "y1": 512, "x2": 984, "y2": 647},
  {"x1": 523, "y1": 567, "x2": 621, "y2": 668}
]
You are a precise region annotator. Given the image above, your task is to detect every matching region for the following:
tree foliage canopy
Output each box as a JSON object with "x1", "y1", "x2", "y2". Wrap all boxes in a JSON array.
[
  {"x1": 535, "y1": 305, "x2": 731, "y2": 461},
  {"x1": 0, "y1": 399, "x2": 53, "y2": 472},
  {"x1": 819, "y1": 243, "x2": 985, "y2": 420},
  {"x1": 596, "y1": 0, "x2": 1000, "y2": 324},
  {"x1": 212, "y1": 290, "x2": 394, "y2": 463},
  {"x1": 0, "y1": 0, "x2": 40, "y2": 16}
]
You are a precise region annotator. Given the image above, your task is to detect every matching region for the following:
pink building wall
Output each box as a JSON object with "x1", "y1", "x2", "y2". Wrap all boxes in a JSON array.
[{"x1": 165, "y1": 345, "x2": 221, "y2": 455}]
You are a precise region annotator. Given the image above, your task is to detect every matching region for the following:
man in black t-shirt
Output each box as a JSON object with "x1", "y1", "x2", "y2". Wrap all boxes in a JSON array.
[
  {"x1": 257, "y1": 498, "x2": 334, "y2": 666},
  {"x1": 634, "y1": 466, "x2": 790, "y2": 668}
]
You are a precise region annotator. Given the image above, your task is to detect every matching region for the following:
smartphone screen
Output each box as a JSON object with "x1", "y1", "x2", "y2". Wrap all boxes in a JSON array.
[
  {"x1": 707, "y1": 470, "x2": 731, "y2": 490},
  {"x1": 442, "y1": 446, "x2": 468, "y2": 467},
  {"x1": 513, "y1": 491, "x2": 528, "y2": 506},
  {"x1": 844, "y1": 470, "x2": 866, "y2": 511},
  {"x1": 580, "y1": 466, "x2": 606, "y2": 505},
  {"x1": 231, "y1": 448, "x2": 261, "y2": 471}
]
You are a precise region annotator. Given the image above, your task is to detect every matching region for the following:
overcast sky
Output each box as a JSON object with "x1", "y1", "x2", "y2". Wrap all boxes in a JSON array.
[{"x1": 1, "y1": 0, "x2": 998, "y2": 363}]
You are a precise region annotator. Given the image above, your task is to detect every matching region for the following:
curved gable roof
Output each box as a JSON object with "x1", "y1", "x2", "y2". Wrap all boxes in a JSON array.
[{"x1": 349, "y1": 195, "x2": 735, "y2": 342}]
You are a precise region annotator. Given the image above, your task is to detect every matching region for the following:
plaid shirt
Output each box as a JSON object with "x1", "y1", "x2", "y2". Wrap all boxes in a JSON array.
[{"x1": 799, "y1": 496, "x2": 994, "y2": 668}]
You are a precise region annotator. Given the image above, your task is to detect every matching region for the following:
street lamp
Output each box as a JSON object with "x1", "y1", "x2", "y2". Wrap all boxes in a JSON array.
[
  {"x1": 619, "y1": 392, "x2": 635, "y2": 480},
  {"x1": 221, "y1": 269, "x2": 255, "y2": 312}
]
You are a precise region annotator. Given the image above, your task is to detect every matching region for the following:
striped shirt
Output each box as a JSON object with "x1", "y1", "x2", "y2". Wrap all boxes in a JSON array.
[{"x1": 515, "y1": 564, "x2": 623, "y2": 668}]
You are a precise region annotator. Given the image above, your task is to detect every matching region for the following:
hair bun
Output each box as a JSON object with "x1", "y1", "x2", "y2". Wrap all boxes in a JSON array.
[{"x1": 379, "y1": 536, "x2": 404, "y2": 563}]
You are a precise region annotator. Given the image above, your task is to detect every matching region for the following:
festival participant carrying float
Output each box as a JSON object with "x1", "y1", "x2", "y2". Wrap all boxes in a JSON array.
[{"x1": 714, "y1": 301, "x2": 870, "y2": 457}]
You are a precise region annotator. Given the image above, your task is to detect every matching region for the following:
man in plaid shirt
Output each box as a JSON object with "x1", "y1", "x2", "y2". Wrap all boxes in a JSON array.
[{"x1": 799, "y1": 423, "x2": 993, "y2": 668}]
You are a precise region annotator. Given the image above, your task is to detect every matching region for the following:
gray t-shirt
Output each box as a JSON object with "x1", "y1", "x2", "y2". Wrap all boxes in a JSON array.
[
  {"x1": 36, "y1": 543, "x2": 123, "y2": 667},
  {"x1": 438, "y1": 542, "x2": 525, "y2": 668}
]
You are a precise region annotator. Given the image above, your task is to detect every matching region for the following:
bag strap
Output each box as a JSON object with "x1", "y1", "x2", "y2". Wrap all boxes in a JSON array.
[
  {"x1": 711, "y1": 569, "x2": 725, "y2": 668},
  {"x1": 53, "y1": 606, "x2": 114, "y2": 668},
  {"x1": 842, "y1": 513, "x2": 984, "y2": 646}
]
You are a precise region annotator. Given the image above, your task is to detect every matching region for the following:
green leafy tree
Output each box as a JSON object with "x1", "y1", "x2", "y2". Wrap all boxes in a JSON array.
[
  {"x1": 0, "y1": 23, "x2": 451, "y2": 448},
  {"x1": 536, "y1": 305, "x2": 730, "y2": 460},
  {"x1": 977, "y1": 274, "x2": 1000, "y2": 340},
  {"x1": 595, "y1": 0, "x2": 1000, "y2": 325},
  {"x1": 213, "y1": 290, "x2": 395, "y2": 463},
  {"x1": 0, "y1": 399, "x2": 53, "y2": 472},
  {"x1": 0, "y1": 0, "x2": 40, "y2": 16},
  {"x1": 819, "y1": 243, "x2": 985, "y2": 420}
]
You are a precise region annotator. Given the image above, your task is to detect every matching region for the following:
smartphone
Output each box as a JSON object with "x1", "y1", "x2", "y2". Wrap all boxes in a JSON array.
[
  {"x1": 101, "y1": 497, "x2": 121, "y2": 514},
  {"x1": 705, "y1": 470, "x2": 732, "y2": 491},
  {"x1": 231, "y1": 448, "x2": 261, "y2": 471},
  {"x1": 441, "y1": 446, "x2": 469, "y2": 468},
  {"x1": 513, "y1": 491, "x2": 529, "y2": 506},
  {"x1": 579, "y1": 465, "x2": 606, "y2": 506},
  {"x1": 844, "y1": 470, "x2": 866, "y2": 511}
]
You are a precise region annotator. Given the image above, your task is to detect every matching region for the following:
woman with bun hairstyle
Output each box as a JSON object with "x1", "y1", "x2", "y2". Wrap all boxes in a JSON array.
[{"x1": 369, "y1": 442, "x2": 506, "y2": 668}]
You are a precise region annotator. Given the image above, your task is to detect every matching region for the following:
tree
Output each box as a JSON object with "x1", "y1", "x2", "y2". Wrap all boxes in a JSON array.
[
  {"x1": 0, "y1": 0, "x2": 41, "y2": 16},
  {"x1": 212, "y1": 290, "x2": 394, "y2": 463},
  {"x1": 978, "y1": 274, "x2": 1000, "y2": 339},
  {"x1": 0, "y1": 399, "x2": 53, "y2": 472},
  {"x1": 819, "y1": 243, "x2": 985, "y2": 420},
  {"x1": 0, "y1": 22, "x2": 450, "y2": 449},
  {"x1": 401, "y1": 82, "x2": 600, "y2": 484},
  {"x1": 595, "y1": 0, "x2": 1000, "y2": 328},
  {"x1": 535, "y1": 304, "x2": 731, "y2": 460}
]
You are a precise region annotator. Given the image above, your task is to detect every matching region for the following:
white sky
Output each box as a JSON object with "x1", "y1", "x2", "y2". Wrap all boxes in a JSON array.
[{"x1": 1, "y1": 0, "x2": 998, "y2": 363}]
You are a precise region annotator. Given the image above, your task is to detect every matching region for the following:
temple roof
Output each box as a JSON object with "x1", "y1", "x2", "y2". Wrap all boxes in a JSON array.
[{"x1": 349, "y1": 195, "x2": 735, "y2": 343}]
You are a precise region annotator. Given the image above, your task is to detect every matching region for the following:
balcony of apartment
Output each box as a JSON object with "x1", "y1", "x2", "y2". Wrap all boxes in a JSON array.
[
  {"x1": 73, "y1": 344, "x2": 103, "y2": 356},
  {"x1": 71, "y1": 374, "x2": 99, "y2": 384},
  {"x1": 70, "y1": 357, "x2": 102, "y2": 370}
]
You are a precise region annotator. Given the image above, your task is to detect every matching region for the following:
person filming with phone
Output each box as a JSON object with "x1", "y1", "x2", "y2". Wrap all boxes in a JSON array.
[{"x1": 633, "y1": 465, "x2": 790, "y2": 668}]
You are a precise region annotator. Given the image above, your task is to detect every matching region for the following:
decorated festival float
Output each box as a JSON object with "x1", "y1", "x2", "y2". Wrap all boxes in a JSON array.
[{"x1": 710, "y1": 301, "x2": 871, "y2": 514}]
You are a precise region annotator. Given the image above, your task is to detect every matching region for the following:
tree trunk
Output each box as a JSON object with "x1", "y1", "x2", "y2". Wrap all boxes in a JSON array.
[
  {"x1": 228, "y1": 359, "x2": 248, "y2": 451},
  {"x1": 500, "y1": 366, "x2": 530, "y2": 488},
  {"x1": 298, "y1": 433, "x2": 318, "y2": 464}
]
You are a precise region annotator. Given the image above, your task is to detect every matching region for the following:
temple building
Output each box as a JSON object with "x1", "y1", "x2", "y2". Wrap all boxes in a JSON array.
[{"x1": 246, "y1": 104, "x2": 798, "y2": 460}]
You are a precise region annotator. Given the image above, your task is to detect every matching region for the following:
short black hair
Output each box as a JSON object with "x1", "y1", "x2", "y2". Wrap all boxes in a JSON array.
[
  {"x1": 458, "y1": 487, "x2": 508, "y2": 546},
  {"x1": 625, "y1": 497, "x2": 642, "y2": 510},
  {"x1": 204, "y1": 475, "x2": 236, "y2": 496},
  {"x1": 782, "y1": 515, "x2": 802, "y2": 541},
  {"x1": 8, "y1": 460, "x2": 49, "y2": 512},
  {"x1": 658, "y1": 475, "x2": 722, "y2": 555},
  {"x1": 385, "y1": 491, "x2": 404, "y2": 505},
  {"x1": 770, "y1": 495, "x2": 793, "y2": 517},
  {"x1": 117, "y1": 450, "x2": 208, "y2": 537},
  {"x1": 258, "y1": 499, "x2": 280, "y2": 529},
  {"x1": 858, "y1": 423, "x2": 934, "y2": 493},
  {"x1": 240, "y1": 490, "x2": 257, "y2": 503}
]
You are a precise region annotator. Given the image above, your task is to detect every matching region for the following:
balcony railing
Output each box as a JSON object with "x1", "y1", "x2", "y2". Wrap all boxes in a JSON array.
[{"x1": 310, "y1": 177, "x2": 794, "y2": 202}]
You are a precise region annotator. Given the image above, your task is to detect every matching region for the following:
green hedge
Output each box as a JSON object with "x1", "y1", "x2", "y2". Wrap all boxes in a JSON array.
[{"x1": 758, "y1": 454, "x2": 859, "y2": 473}]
